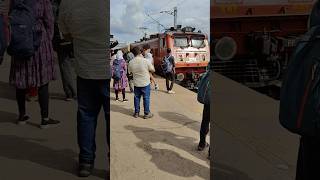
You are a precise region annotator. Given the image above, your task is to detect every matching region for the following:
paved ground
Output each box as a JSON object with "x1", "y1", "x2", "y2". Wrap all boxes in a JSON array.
[
  {"x1": 110, "y1": 77, "x2": 210, "y2": 180},
  {"x1": 212, "y1": 73, "x2": 300, "y2": 180},
  {"x1": 0, "y1": 53, "x2": 300, "y2": 180},
  {"x1": 0, "y1": 55, "x2": 108, "y2": 180}
]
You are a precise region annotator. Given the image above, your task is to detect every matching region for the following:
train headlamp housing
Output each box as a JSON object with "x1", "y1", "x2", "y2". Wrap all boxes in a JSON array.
[
  {"x1": 214, "y1": 36, "x2": 237, "y2": 61},
  {"x1": 177, "y1": 73, "x2": 185, "y2": 82}
]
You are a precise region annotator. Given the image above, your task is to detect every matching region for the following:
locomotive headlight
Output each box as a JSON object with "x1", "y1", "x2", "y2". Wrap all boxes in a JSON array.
[
  {"x1": 177, "y1": 73, "x2": 185, "y2": 82},
  {"x1": 214, "y1": 36, "x2": 237, "y2": 61}
]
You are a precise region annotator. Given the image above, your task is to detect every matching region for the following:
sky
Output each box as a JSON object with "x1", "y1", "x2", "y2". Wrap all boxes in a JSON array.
[{"x1": 111, "y1": 0, "x2": 210, "y2": 43}]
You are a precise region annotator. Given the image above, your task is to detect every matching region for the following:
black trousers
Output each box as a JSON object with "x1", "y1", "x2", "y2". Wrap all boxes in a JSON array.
[
  {"x1": 296, "y1": 135, "x2": 320, "y2": 180},
  {"x1": 115, "y1": 89, "x2": 125, "y2": 100},
  {"x1": 199, "y1": 103, "x2": 210, "y2": 145},
  {"x1": 165, "y1": 72, "x2": 175, "y2": 91},
  {"x1": 16, "y1": 84, "x2": 49, "y2": 119}
]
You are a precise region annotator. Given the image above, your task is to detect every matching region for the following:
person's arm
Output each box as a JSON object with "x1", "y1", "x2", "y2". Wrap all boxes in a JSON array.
[
  {"x1": 43, "y1": 0, "x2": 54, "y2": 40},
  {"x1": 123, "y1": 60, "x2": 127, "y2": 73},
  {"x1": 128, "y1": 62, "x2": 132, "y2": 74},
  {"x1": 58, "y1": 0, "x2": 72, "y2": 41},
  {"x1": 148, "y1": 61, "x2": 155, "y2": 73},
  {"x1": 171, "y1": 56, "x2": 176, "y2": 73}
]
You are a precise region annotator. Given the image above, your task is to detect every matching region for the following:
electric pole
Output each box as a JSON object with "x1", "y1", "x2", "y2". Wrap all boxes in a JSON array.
[
  {"x1": 174, "y1": 7, "x2": 177, "y2": 29},
  {"x1": 139, "y1": 27, "x2": 148, "y2": 39},
  {"x1": 160, "y1": 6, "x2": 178, "y2": 29}
]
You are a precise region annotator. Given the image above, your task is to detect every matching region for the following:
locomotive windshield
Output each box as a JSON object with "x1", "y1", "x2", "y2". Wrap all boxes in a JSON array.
[
  {"x1": 191, "y1": 37, "x2": 205, "y2": 48},
  {"x1": 174, "y1": 37, "x2": 189, "y2": 48}
]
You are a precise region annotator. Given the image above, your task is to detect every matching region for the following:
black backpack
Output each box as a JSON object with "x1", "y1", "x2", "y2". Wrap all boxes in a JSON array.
[
  {"x1": 279, "y1": 0, "x2": 320, "y2": 137},
  {"x1": 279, "y1": 25, "x2": 320, "y2": 137},
  {"x1": 112, "y1": 59, "x2": 122, "y2": 82},
  {"x1": 7, "y1": 0, "x2": 42, "y2": 58}
]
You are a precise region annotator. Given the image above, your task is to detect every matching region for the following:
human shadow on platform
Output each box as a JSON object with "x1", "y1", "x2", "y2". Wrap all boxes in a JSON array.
[
  {"x1": 126, "y1": 125, "x2": 210, "y2": 179},
  {"x1": 213, "y1": 162, "x2": 254, "y2": 180},
  {"x1": 0, "y1": 111, "x2": 17, "y2": 124},
  {"x1": 158, "y1": 111, "x2": 200, "y2": 133},
  {"x1": 0, "y1": 81, "x2": 16, "y2": 101},
  {"x1": 111, "y1": 104, "x2": 133, "y2": 117},
  {"x1": 0, "y1": 135, "x2": 106, "y2": 179}
]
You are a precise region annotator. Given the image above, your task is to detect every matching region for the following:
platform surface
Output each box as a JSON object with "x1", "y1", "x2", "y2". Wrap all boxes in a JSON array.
[{"x1": 0, "y1": 55, "x2": 108, "y2": 180}]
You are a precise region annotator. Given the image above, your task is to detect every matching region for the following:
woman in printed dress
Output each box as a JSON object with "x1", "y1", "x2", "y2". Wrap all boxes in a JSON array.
[
  {"x1": 9, "y1": 0, "x2": 60, "y2": 128},
  {"x1": 112, "y1": 50, "x2": 128, "y2": 101}
]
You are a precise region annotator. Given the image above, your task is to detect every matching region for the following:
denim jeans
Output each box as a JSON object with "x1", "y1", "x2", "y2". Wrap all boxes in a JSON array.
[
  {"x1": 134, "y1": 84, "x2": 151, "y2": 115},
  {"x1": 200, "y1": 103, "x2": 210, "y2": 146},
  {"x1": 77, "y1": 77, "x2": 110, "y2": 164}
]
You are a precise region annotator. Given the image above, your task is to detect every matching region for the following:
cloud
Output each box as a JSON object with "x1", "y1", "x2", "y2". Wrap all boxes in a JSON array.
[{"x1": 111, "y1": 0, "x2": 210, "y2": 43}]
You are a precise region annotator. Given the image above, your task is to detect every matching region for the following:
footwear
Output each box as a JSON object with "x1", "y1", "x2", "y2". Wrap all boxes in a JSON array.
[
  {"x1": 65, "y1": 97, "x2": 73, "y2": 101},
  {"x1": 122, "y1": 99, "x2": 129, "y2": 102},
  {"x1": 155, "y1": 84, "x2": 159, "y2": 90},
  {"x1": 197, "y1": 142, "x2": 209, "y2": 151},
  {"x1": 168, "y1": 90, "x2": 175, "y2": 94},
  {"x1": 133, "y1": 113, "x2": 139, "y2": 118},
  {"x1": 17, "y1": 115, "x2": 30, "y2": 125},
  {"x1": 40, "y1": 118, "x2": 60, "y2": 129},
  {"x1": 115, "y1": 98, "x2": 119, "y2": 102},
  {"x1": 78, "y1": 163, "x2": 93, "y2": 177},
  {"x1": 143, "y1": 113, "x2": 154, "y2": 119}
]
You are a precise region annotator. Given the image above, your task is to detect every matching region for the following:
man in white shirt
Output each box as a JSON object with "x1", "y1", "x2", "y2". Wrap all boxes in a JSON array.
[{"x1": 128, "y1": 46, "x2": 155, "y2": 119}]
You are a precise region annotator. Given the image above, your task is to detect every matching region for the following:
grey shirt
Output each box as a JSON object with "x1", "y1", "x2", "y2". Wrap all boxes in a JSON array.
[{"x1": 58, "y1": 0, "x2": 110, "y2": 80}]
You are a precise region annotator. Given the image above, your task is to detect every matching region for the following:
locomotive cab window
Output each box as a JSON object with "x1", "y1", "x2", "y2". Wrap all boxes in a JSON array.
[
  {"x1": 191, "y1": 37, "x2": 206, "y2": 48},
  {"x1": 160, "y1": 38, "x2": 166, "y2": 48},
  {"x1": 174, "y1": 37, "x2": 189, "y2": 48}
]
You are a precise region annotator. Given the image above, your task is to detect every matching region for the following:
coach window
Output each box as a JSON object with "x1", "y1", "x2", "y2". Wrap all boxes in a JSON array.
[{"x1": 162, "y1": 38, "x2": 166, "y2": 48}]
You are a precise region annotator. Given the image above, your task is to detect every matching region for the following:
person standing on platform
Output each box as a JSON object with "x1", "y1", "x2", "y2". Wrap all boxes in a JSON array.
[
  {"x1": 162, "y1": 48, "x2": 176, "y2": 94},
  {"x1": 294, "y1": 1, "x2": 320, "y2": 179},
  {"x1": 112, "y1": 50, "x2": 128, "y2": 102},
  {"x1": 128, "y1": 46, "x2": 155, "y2": 119},
  {"x1": 0, "y1": 0, "x2": 9, "y2": 65},
  {"x1": 59, "y1": 0, "x2": 109, "y2": 177},
  {"x1": 52, "y1": 0, "x2": 76, "y2": 101},
  {"x1": 197, "y1": 61, "x2": 212, "y2": 159},
  {"x1": 9, "y1": 0, "x2": 60, "y2": 128},
  {"x1": 126, "y1": 51, "x2": 135, "y2": 92}
]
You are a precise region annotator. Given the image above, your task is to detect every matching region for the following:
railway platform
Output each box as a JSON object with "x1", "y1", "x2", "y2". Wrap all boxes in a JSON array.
[
  {"x1": 0, "y1": 51, "x2": 300, "y2": 180},
  {"x1": 212, "y1": 72, "x2": 299, "y2": 180},
  {"x1": 0, "y1": 55, "x2": 107, "y2": 180},
  {"x1": 110, "y1": 76, "x2": 210, "y2": 180}
]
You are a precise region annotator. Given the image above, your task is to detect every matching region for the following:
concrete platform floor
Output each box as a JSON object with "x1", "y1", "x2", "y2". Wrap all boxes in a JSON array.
[
  {"x1": 0, "y1": 55, "x2": 108, "y2": 180},
  {"x1": 110, "y1": 77, "x2": 210, "y2": 180}
]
